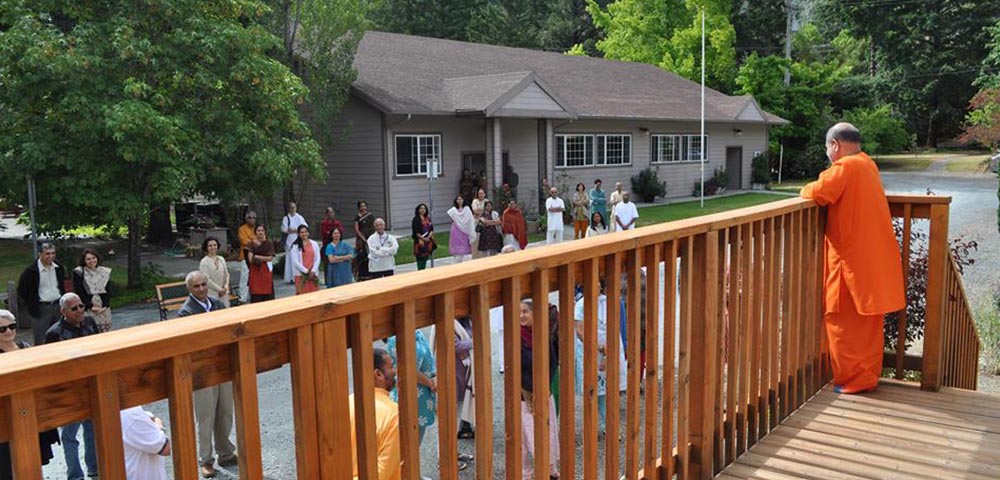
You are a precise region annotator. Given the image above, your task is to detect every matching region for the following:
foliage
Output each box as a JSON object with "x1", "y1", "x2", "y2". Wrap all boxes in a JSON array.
[
  {"x1": 587, "y1": 0, "x2": 737, "y2": 92},
  {"x1": 692, "y1": 177, "x2": 719, "y2": 197},
  {"x1": 962, "y1": 89, "x2": 1000, "y2": 149},
  {"x1": 844, "y1": 105, "x2": 914, "y2": 155},
  {"x1": 815, "y1": 0, "x2": 1000, "y2": 146},
  {"x1": 751, "y1": 151, "x2": 770, "y2": 184},
  {"x1": 712, "y1": 167, "x2": 729, "y2": 189},
  {"x1": 0, "y1": 1, "x2": 325, "y2": 287},
  {"x1": 883, "y1": 221, "x2": 978, "y2": 351},
  {"x1": 630, "y1": 167, "x2": 667, "y2": 202},
  {"x1": 730, "y1": 0, "x2": 787, "y2": 61},
  {"x1": 975, "y1": 300, "x2": 1000, "y2": 375}
]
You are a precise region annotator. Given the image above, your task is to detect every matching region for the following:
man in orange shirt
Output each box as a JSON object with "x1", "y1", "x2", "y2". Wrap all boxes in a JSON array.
[
  {"x1": 236, "y1": 211, "x2": 257, "y2": 304},
  {"x1": 350, "y1": 347, "x2": 401, "y2": 480},
  {"x1": 801, "y1": 123, "x2": 905, "y2": 394}
]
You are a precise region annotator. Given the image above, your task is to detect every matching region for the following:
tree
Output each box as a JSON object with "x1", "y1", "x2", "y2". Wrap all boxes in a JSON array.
[
  {"x1": 731, "y1": 0, "x2": 786, "y2": 60},
  {"x1": 844, "y1": 105, "x2": 913, "y2": 156},
  {"x1": 0, "y1": 0, "x2": 325, "y2": 287},
  {"x1": 961, "y1": 20, "x2": 1000, "y2": 233},
  {"x1": 816, "y1": 0, "x2": 1000, "y2": 146},
  {"x1": 587, "y1": 0, "x2": 737, "y2": 92}
]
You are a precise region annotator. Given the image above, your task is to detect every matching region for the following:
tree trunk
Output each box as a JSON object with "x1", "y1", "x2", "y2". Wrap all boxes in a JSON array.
[
  {"x1": 146, "y1": 202, "x2": 174, "y2": 245},
  {"x1": 127, "y1": 215, "x2": 143, "y2": 289}
]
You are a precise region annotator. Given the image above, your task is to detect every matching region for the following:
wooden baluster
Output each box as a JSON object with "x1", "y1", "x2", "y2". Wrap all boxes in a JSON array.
[
  {"x1": 290, "y1": 326, "x2": 320, "y2": 480},
  {"x1": 90, "y1": 372, "x2": 126, "y2": 479},
  {"x1": 394, "y1": 302, "x2": 421, "y2": 480},
  {"x1": 788, "y1": 211, "x2": 802, "y2": 411},
  {"x1": 768, "y1": 215, "x2": 783, "y2": 430},
  {"x1": 504, "y1": 277, "x2": 523, "y2": 480},
  {"x1": 530, "y1": 269, "x2": 552, "y2": 480},
  {"x1": 801, "y1": 209, "x2": 815, "y2": 396},
  {"x1": 168, "y1": 354, "x2": 198, "y2": 480},
  {"x1": 233, "y1": 339, "x2": 264, "y2": 479},
  {"x1": 582, "y1": 258, "x2": 600, "y2": 480},
  {"x1": 724, "y1": 227, "x2": 741, "y2": 466},
  {"x1": 557, "y1": 265, "x2": 576, "y2": 480},
  {"x1": 897, "y1": 204, "x2": 912, "y2": 379},
  {"x1": 625, "y1": 250, "x2": 641, "y2": 480},
  {"x1": 759, "y1": 218, "x2": 774, "y2": 438},
  {"x1": 435, "y1": 293, "x2": 459, "y2": 479},
  {"x1": 779, "y1": 213, "x2": 793, "y2": 421},
  {"x1": 8, "y1": 392, "x2": 42, "y2": 480},
  {"x1": 471, "y1": 284, "x2": 496, "y2": 479},
  {"x1": 605, "y1": 252, "x2": 623, "y2": 480},
  {"x1": 689, "y1": 231, "x2": 720, "y2": 480},
  {"x1": 676, "y1": 237, "x2": 692, "y2": 480},
  {"x1": 812, "y1": 208, "x2": 825, "y2": 394},
  {"x1": 314, "y1": 318, "x2": 352, "y2": 480},
  {"x1": 661, "y1": 241, "x2": 679, "y2": 480},
  {"x1": 714, "y1": 232, "x2": 726, "y2": 475},
  {"x1": 747, "y1": 221, "x2": 763, "y2": 448},
  {"x1": 350, "y1": 312, "x2": 378, "y2": 480},
  {"x1": 643, "y1": 243, "x2": 661, "y2": 478},
  {"x1": 736, "y1": 222, "x2": 751, "y2": 457}
]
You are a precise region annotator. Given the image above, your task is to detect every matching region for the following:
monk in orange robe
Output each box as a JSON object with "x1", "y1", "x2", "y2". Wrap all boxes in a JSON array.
[{"x1": 801, "y1": 122, "x2": 905, "y2": 394}]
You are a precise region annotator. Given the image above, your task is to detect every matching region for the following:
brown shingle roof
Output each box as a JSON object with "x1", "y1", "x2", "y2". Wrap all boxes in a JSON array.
[{"x1": 352, "y1": 31, "x2": 788, "y2": 124}]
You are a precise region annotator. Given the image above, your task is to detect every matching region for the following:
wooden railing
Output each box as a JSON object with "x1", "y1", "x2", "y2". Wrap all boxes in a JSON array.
[
  {"x1": 885, "y1": 195, "x2": 980, "y2": 391},
  {"x1": 0, "y1": 194, "x2": 974, "y2": 480}
]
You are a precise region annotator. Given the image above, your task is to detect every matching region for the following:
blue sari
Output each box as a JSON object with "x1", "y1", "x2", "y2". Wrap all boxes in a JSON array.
[
  {"x1": 386, "y1": 331, "x2": 437, "y2": 441},
  {"x1": 324, "y1": 241, "x2": 355, "y2": 287},
  {"x1": 589, "y1": 188, "x2": 607, "y2": 224}
]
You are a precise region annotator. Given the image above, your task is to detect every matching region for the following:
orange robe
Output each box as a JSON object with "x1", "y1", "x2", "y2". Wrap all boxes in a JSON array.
[{"x1": 801, "y1": 152, "x2": 905, "y2": 393}]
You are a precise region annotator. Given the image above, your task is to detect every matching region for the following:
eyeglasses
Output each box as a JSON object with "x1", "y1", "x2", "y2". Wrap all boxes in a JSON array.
[{"x1": 0, "y1": 324, "x2": 16, "y2": 333}]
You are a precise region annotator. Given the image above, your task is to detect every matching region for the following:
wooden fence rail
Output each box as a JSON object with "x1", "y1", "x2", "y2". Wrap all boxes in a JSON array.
[{"x1": 0, "y1": 194, "x2": 976, "y2": 480}]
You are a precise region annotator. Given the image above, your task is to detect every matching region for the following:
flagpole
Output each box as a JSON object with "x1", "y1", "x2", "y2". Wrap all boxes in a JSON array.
[{"x1": 700, "y1": 7, "x2": 706, "y2": 208}]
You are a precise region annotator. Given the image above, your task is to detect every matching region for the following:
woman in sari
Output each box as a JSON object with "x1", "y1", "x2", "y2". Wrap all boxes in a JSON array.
[
  {"x1": 198, "y1": 237, "x2": 231, "y2": 307},
  {"x1": 572, "y1": 183, "x2": 590, "y2": 240},
  {"x1": 589, "y1": 179, "x2": 607, "y2": 228},
  {"x1": 353, "y1": 200, "x2": 376, "y2": 281},
  {"x1": 411, "y1": 203, "x2": 436, "y2": 270},
  {"x1": 72, "y1": 249, "x2": 113, "y2": 332},
  {"x1": 247, "y1": 225, "x2": 275, "y2": 303},
  {"x1": 447, "y1": 195, "x2": 476, "y2": 263},
  {"x1": 501, "y1": 199, "x2": 528, "y2": 251},
  {"x1": 324, "y1": 228, "x2": 355, "y2": 287},
  {"x1": 385, "y1": 331, "x2": 437, "y2": 443},
  {"x1": 290, "y1": 225, "x2": 321, "y2": 295}
]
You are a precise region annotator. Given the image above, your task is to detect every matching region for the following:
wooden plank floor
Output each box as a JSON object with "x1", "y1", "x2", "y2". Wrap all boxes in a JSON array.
[{"x1": 718, "y1": 380, "x2": 1000, "y2": 480}]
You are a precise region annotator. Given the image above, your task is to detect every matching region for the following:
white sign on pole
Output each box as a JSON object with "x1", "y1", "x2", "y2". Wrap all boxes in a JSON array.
[{"x1": 427, "y1": 158, "x2": 440, "y2": 180}]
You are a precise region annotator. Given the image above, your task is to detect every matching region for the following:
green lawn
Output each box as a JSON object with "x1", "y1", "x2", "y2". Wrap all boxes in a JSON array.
[
  {"x1": 395, "y1": 231, "x2": 546, "y2": 265},
  {"x1": 769, "y1": 179, "x2": 810, "y2": 195},
  {"x1": 944, "y1": 154, "x2": 991, "y2": 173},
  {"x1": 636, "y1": 193, "x2": 791, "y2": 227},
  {"x1": 873, "y1": 153, "x2": 935, "y2": 172}
]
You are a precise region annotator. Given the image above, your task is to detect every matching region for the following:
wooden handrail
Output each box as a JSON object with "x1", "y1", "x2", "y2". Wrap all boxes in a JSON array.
[{"x1": 9, "y1": 194, "x2": 968, "y2": 480}]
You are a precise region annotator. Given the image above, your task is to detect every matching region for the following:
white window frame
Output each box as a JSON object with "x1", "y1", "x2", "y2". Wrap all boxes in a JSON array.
[
  {"x1": 555, "y1": 133, "x2": 632, "y2": 168},
  {"x1": 651, "y1": 134, "x2": 709, "y2": 164},
  {"x1": 555, "y1": 134, "x2": 595, "y2": 168},
  {"x1": 595, "y1": 134, "x2": 632, "y2": 166},
  {"x1": 394, "y1": 134, "x2": 442, "y2": 177}
]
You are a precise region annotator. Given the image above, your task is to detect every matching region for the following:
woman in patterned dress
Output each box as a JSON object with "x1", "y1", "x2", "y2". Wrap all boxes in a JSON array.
[
  {"x1": 386, "y1": 330, "x2": 437, "y2": 442},
  {"x1": 72, "y1": 249, "x2": 113, "y2": 332}
]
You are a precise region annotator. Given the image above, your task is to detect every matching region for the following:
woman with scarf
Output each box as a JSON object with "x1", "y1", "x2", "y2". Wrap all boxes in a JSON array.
[
  {"x1": 247, "y1": 224, "x2": 276, "y2": 303},
  {"x1": 447, "y1": 195, "x2": 476, "y2": 263},
  {"x1": 199, "y1": 237, "x2": 231, "y2": 307},
  {"x1": 572, "y1": 183, "x2": 590, "y2": 240},
  {"x1": 411, "y1": 203, "x2": 436, "y2": 270},
  {"x1": 476, "y1": 200, "x2": 503, "y2": 256},
  {"x1": 501, "y1": 199, "x2": 528, "y2": 251},
  {"x1": 289, "y1": 225, "x2": 321, "y2": 295},
  {"x1": 72, "y1": 249, "x2": 113, "y2": 331},
  {"x1": 518, "y1": 299, "x2": 560, "y2": 479},
  {"x1": 353, "y1": 200, "x2": 376, "y2": 281}
]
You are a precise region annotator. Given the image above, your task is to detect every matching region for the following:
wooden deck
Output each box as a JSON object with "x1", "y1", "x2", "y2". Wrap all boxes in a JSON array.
[{"x1": 718, "y1": 380, "x2": 1000, "y2": 480}]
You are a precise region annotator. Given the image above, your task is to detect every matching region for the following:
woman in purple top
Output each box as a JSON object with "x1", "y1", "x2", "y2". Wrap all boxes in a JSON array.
[{"x1": 447, "y1": 195, "x2": 475, "y2": 263}]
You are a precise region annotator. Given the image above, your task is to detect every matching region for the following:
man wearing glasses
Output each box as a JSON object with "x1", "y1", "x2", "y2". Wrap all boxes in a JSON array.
[
  {"x1": 18, "y1": 242, "x2": 66, "y2": 345},
  {"x1": 178, "y1": 271, "x2": 237, "y2": 478},
  {"x1": 45, "y1": 292, "x2": 100, "y2": 480}
]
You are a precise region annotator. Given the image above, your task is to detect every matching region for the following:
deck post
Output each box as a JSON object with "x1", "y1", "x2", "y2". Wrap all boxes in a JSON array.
[
  {"x1": 688, "y1": 231, "x2": 719, "y2": 480},
  {"x1": 920, "y1": 201, "x2": 950, "y2": 391}
]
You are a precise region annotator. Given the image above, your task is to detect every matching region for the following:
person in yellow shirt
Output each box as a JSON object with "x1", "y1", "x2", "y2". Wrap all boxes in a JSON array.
[
  {"x1": 350, "y1": 348, "x2": 401, "y2": 480},
  {"x1": 236, "y1": 211, "x2": 257, "y2": 304},
  {"x1": 801, "y1": 123, "x2": 905, "y2": 394}
]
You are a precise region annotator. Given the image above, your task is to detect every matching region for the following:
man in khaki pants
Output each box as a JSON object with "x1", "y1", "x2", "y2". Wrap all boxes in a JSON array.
[{"x1": 178, "y1": 271, "x2": 237, "y2": 478}]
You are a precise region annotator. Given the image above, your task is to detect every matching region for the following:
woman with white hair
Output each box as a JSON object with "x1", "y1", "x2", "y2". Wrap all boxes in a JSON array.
[{"x1": 0, "y1": 309, "x2": 61, "y2": 479}]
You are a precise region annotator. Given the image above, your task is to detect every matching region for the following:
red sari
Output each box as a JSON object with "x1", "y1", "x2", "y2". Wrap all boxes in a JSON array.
[
  {"x1": 502, "y1": 206, "x2": 528, "y2": 250},
  {"x1": 295, "y1": 242, "x2": 320, "y2": 295}
]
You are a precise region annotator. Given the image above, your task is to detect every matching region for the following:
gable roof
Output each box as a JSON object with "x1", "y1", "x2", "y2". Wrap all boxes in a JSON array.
[{"x1": 352, "y1": 31, "x2": 788, "y2": 124}]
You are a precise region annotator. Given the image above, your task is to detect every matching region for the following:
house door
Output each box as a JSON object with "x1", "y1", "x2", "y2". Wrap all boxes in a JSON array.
[
  {"x1": 463, "y1": 152, "x2": 486, "y2": 177},
  {"x1": 726, "y1": 147, "x2": 743, "y2": 190}
]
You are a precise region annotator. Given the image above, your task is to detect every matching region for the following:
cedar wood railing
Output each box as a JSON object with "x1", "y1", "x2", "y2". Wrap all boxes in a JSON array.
[{"x1": 0, "y1": 195, "x2": 977, "y2": 480}]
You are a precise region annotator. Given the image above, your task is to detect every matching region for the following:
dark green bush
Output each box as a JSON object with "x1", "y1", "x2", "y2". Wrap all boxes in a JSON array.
[
  {"x1": 845, "y1": 105, "x2": 914, "y2": 155},
  {"x1": 752, "y1": 152, "x2": 770, "y2": 184},
  {"x1": 630, "y1": 168, "x2": 667, "y2": 202}
]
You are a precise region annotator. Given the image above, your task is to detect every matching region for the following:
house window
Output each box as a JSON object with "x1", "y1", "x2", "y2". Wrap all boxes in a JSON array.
[
  {"x1": 651, "y1": 134, "x2": 708, "y2": 163},
  {"x1": 395, "y1": 134, "x2": 441, "y2": 176},
  {"x1": 555, "y1": 134, "x2": 594, "y2": 167},
  {"x1": 556, "y1": 134, "x2": 631, "y2": 167},
  {"x1": 596, "y1": 134, "x2": 631, "y2": 165}
]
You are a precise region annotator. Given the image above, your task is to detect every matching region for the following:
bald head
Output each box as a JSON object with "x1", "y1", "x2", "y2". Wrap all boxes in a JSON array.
[{"x1": 825, "y1": 122, "x2": 863, "y2": 163}]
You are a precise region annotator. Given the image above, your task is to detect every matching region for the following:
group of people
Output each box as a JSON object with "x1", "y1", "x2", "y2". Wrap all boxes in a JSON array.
[
  {"x1": 544, "y1": 179, "x2": 639, "y2": 245},
  {"x1": 444, "y1": 188, "x2": 529, "y2": 264}
]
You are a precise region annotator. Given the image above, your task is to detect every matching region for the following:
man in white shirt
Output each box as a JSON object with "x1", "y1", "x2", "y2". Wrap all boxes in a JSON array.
[
  {"x1": 545, "y1": 187, "x2": 565, "y2": 244},
  {"x1": 281, "y1": 202, "x2": 308, "y2": 284},
  {"x1": 613, "y1": 191, "x2": 639, "y2": 231},
  {"x1": 120, "y1": 406, "x2": 170, "y2": 480},
  {"x1": 367, "y1": 218, "x2": 399, "y2": 279},
  {"x1": 17, "y1": 243, "x2": 66, "y2": 345}
]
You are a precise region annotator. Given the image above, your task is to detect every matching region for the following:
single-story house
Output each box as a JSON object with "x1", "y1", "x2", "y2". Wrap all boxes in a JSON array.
[{"x1": 299, "y1": 31, "x2": 786, "y2": 230}]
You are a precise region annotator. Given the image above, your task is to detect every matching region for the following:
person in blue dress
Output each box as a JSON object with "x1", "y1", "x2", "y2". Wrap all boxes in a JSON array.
[
  {"x1": 324, "y1": 228, "x2": 355, "y2": 287},
  {"x1": 385, "y1": 330, "x2": 437, "y2": 443},
  {"x1": 589, "y1": 179, "x2": 607, "y2": 227}
]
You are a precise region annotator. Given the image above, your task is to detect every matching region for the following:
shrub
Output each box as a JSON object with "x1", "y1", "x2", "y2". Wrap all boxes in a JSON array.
[
  {"x1": 752, "y1": 152, "x2": 770, "y2": 184},
  {"x1": 630, "y1": 167, "x2": 667, "y2": 202},
  {"x1": 883, "y1": 220, "x2": 978, "y2": 351},
  {"x1": 977, "y1": 299, "x2": 1000, "y2": 375},
  {"x1": 845, "y1": 104, "x2": 914, "y2": 155},
  {"x1": 692, "y1": 177, "x2": 719, "y2": 197},
  {"x1": 780, "y1": 143, "x2": 828, "y2": 180},
  {"x1": 712, "y1": 168, "x2": 729, "y2": 189}
]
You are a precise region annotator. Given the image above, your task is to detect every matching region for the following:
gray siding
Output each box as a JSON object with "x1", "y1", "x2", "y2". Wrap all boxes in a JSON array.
[
  {"x1": 299, "y1": 94, "x2": 387, "y2": 230},
  {"x1": 499, "y1": 83, "x2": 563, "y2": 112}
]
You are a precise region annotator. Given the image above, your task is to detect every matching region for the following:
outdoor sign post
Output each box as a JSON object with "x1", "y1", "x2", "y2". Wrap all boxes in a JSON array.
[
  {"x1": 426, "y1": 158, "x2": 439, "y2": 268},
  {"x1": 26, "y1": 175, "x2": 38, "y2": 259}
]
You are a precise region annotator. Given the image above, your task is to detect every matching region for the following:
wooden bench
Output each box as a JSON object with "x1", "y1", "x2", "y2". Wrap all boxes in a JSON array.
[{"x1": 155, "y1": 281, "x2": 240, "y2": 321}]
